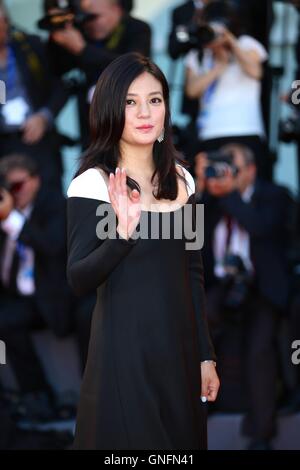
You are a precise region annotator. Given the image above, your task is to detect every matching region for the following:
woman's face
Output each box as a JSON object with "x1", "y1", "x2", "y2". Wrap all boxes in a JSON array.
[{"x1": 121, "y1": 72, "x2": 166, "y2": 147}]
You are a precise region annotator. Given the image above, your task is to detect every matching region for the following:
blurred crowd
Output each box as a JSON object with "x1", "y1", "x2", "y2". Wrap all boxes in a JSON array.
[{"x1": 0, "y1": 0, "x2": 299, "y2": 450}]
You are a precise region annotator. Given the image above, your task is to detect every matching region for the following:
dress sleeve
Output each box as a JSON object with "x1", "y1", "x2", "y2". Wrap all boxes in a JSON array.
[
  {"x1": 186, "y1": 193, "x2": 217, "y2": 362},
  {"x1": 66, "y1": 170, "x2": 139, "y2": 296}
]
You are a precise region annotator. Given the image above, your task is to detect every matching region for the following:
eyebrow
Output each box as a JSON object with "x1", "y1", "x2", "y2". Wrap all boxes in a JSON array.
[{"x1": 126, "y1": 92, "x2": 163, "y2": 97}]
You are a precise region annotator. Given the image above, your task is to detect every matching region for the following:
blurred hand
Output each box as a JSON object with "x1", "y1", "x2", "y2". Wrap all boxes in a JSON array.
[
  {"x1": 51, "y1": 24, "x2": 86, "y2": 55},
  {"x1": 200, "y1": 362, "x2": 220, "y2": 402},
  {"x1": 194, "y1": 152, "x2": 208, "y2": 192},
  {"x1": 108, "y1": 167, "x2": 141, "y2": 241},
  {"x1": 213, "y1": 45, "x2": 231, "y2": 71},
  {"x1": 22, "y1": 113, "x2": 48, "y2": 144},
  {"x1": 206, "y1": 168, "x2": 237, "y2": 197},
  {"x1": 0, "y1": 188, "x2": 14, "y2": 220},
  {"x1": 210, "y1": 25, "x2": 237, "y2": 51},
  {"x1": 280, "y1": 93, "x2": 290, "y2": 103}
]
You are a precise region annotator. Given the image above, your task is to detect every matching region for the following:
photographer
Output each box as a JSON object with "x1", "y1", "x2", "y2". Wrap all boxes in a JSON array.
[
  {"x1": 184, "y1": 1, "x2": 269, "y2": 179},
  {"x1": 199, "y1": 143, "x2": 289, "y2": 449},
  {"x1": 167, "y1": 1, "x2": 212, "y2": 163},
  {"x1": 0, "y1": 154, "x2": 74, "y2": 423},
  {"x1": 43, "y1": 0, "x2": 151, "y2": 147},
  {"x1": 0, "y1": 1, "x2": 67, "y2": 190}
]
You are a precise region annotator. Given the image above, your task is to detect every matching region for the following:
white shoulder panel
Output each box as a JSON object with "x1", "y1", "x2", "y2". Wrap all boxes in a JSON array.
[{"x1": 67, "y1": 168, "x2": 110, "y2": 202}]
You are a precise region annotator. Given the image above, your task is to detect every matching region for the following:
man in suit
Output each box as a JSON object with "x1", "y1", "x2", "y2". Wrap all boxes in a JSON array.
[
  {"x1": 0, "y1": 2, "x2": 67, "y2": 190},
  {"x1": 45, "y1": 0, "x2": 151, "y2": 147},
  {"x1": 0, "y1": 154, "x2": 73, "y2": 422},
  {"x1": 198, "y1": 143, "x2": 289, "y2": 449}
]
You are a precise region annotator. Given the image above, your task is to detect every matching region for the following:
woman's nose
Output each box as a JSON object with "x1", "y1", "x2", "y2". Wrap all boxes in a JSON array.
[{"x1": 137, "y1": 102, "x2": 150, "y2": 118}]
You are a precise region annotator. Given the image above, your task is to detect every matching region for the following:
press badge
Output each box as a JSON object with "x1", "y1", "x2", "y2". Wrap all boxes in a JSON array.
[{"x1": 1, "y1": 96, "x2": 29, "y2": 126}]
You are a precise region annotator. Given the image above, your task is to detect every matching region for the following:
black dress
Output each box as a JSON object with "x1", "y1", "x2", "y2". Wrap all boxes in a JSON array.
[{"x1": 66, "y1": 165, "x2": 216, "y2": 450}]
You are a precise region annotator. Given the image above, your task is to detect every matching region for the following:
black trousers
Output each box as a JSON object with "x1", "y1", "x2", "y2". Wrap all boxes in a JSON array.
[
  {"x1": 0, "y1": 293, "x2": 51, "y2": 395},
  {"x1": 206, "y1": 282, "x2": 279, "y2": 440}
]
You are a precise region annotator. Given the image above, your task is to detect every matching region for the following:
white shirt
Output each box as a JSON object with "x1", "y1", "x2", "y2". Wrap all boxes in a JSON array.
[
  {"x1": 213, "y1": 184, "x2": 255, "y2": 278},
  {"x1": 185, "y1": 35, "x2": 268, "y2": 140}
]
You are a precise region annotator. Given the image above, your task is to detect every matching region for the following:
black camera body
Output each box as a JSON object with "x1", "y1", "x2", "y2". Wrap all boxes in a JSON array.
[
  {"x1": 279, "y1": 114, "x2": 300, "y2": 143},
  {"x1": 221, "y1": 253, "x2": 253, "y2": 310},
  {"x1": 38, "y1": 0, "x2": 97, "y2": 32},
  {"x1": 175, "y1": 22, "x2": 225, "y2": 53},
  {"x1": 175, "y1": 0, "x2": 234, "y2": 54},
  {"x1": 204, "y1": 150, "x2": 238, "y2": 179}
]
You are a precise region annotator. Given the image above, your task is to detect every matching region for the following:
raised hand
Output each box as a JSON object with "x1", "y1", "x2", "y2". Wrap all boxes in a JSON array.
[
  {"x1": 22, "y1": 113, "x2": 48, "y2": 144},
  {"x1": 0, "y1": 188, "x2": 14, "y2": 220},
  {"x1": 108, "y1": 167, "x2": 141, "y2": 241}
]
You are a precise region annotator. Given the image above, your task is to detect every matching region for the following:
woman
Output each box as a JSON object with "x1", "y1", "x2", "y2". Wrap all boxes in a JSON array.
[
  {"x1": 67, "y1": 52, "x2": 219, "y2": 450},
  {"x1": 185, "y1": 0, "x2": 268, "y2": 177}
]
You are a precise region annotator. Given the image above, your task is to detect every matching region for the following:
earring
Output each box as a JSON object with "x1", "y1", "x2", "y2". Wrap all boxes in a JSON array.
[{"x1": 157, "y1": 129, "x2": 165, "y2": 143}]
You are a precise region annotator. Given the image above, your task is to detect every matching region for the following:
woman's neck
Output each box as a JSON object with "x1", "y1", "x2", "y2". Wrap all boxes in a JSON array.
[{"x1": 119, "y1": 142, "x2": 155, "y2": 179}]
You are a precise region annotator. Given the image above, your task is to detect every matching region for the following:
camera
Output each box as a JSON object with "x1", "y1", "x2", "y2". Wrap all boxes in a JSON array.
[
  {"x1": 279, "y1": 114, "x2": 300, "y2": 143},
  {"x1": 37, "y1": 0, "x2": 97, "y2": 32},
  {"x1": 175, "y1": 0, "x2": 235, "y2": 54},
  {"x1": 175, "y1": 21, "x2": 226, "y2": 53},
  {"x1": 204, "y1": 150, "x2": 238, "y2": 179},
  {"x1": 221, "y1": 254, "x2": 253, "y2": 310}
]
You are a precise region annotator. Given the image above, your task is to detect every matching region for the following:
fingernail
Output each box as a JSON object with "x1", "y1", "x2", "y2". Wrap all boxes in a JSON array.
[
  {"x1": 201, "y1": 396, "x2": 207, "y2": 403},
  {"x1": 122, "y1": 167, "x2": 126, "y2": 173},
  {"x1": 116, "y1": 167, "x2": 120, "y2": 173}
]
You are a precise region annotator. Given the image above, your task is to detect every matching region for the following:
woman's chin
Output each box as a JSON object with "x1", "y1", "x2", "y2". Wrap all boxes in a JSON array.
[{"x1": 132, "y1": 136, "x2": 158, "y2": 146}]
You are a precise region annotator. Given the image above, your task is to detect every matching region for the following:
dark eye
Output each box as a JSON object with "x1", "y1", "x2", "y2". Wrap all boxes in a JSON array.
[
  {"x1": 126, "y1": 99, "x2": 135, "y2": 105},
  {"x1": 151, "y1": 97, "x2": 162, "y2": 104}
]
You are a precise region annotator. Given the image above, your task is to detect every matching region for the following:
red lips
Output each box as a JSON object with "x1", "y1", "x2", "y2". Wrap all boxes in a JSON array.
[{"x1": 136, "y1": 125, "x2": 154, "y2": 129}]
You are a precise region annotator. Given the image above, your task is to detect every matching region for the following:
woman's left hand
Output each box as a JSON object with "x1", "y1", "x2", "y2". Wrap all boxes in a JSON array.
[
  {"x1": 200, "y1": 361, "x2": 220, "y2": 402},
  {"x1": 221, "y1": 29, "x2": 237, "y2": 49},
  {"x1": 211, "y1": 26, "x2": 236, "y2": 50}
]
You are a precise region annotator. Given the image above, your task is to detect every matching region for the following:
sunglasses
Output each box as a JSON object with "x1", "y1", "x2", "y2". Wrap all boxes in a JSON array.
[{"x1": 9, "y1": 177, "x2": 31, "y2": 193}]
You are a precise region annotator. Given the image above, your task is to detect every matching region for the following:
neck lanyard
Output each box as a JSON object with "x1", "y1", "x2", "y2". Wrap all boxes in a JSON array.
[{"x1": 1, "y1": 46, "x2": 17, "y2": 94}]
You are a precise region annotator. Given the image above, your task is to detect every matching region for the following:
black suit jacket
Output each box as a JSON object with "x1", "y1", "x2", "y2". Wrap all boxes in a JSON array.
[
  {"x1": 47, "y1": 14, "x2": 151, "y2": 147},
  {"x1": 0, "y1": 188, "x2": 74, "y2": 337},
  {"x1": 47, "y1": 14, "x2": 151, "y2": 84},
  {"x1": 168, "y1": 1, "x2": 199, "y2": 121},
  {"x1": 168, "y1": 0, "x2": 196, "y2": 60},
  {"x1": 200, "y1": 180, "x2": 289, "y2": 310},
  {"x1": 8, "y1": 29, "x2": 67, "y2": 119}
]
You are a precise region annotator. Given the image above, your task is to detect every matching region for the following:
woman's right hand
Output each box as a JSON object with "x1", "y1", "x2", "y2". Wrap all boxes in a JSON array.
[
  {"x1": 0, "y1": 188, "x2": 14, "y2": 221},
  {"x1": 213, "y1": 46, "x2": 230, "y2": 72},
  {"x1": 108, "y1": 167, "x2": 141, "y2": 241}
]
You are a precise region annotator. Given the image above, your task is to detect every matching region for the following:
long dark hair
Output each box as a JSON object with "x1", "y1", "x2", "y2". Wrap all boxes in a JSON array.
[{"x1": 76, "y1": 52, "x2": 188, "y2": 200}]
